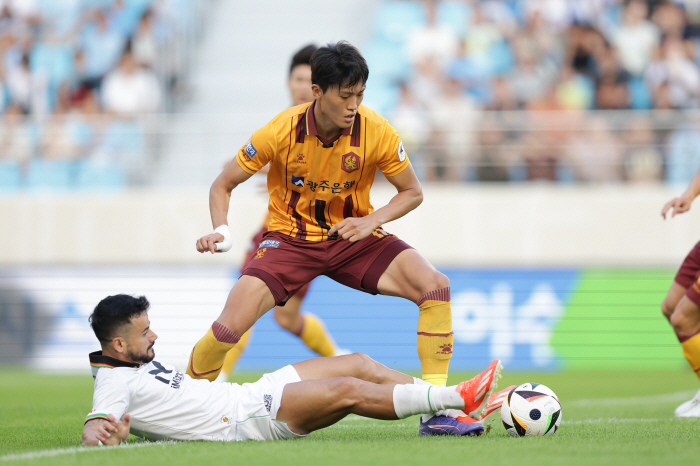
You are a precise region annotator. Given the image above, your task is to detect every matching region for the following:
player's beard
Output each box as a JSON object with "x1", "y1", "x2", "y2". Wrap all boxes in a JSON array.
[{"x1": 126, "y1": 343, "x2": 155, "y2": 364}]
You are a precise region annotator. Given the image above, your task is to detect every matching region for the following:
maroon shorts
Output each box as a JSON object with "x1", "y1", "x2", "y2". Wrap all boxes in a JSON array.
[
  {"x1": 242, "y1": 228, "x2": 413, "y2": 306},
  {"x1": 675, "y1": 240, "x2": 700, "y2": 306},
  {"x1": 242, "y1": 225, "x2": 311, "y2": 300}
]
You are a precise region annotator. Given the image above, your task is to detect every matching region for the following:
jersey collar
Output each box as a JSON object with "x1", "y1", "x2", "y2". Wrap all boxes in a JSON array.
[
  {"x1": 89, "y1": 350, "x2": 140, "y2": 379},
  {"x1": 305, "y1": 100, "x2": 356, "y2": 140}
]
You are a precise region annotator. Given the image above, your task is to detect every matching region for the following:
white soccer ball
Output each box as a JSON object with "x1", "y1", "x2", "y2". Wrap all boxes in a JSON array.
[{"x1": 500, "y1": 383, "x2": 562, "y2": 437}]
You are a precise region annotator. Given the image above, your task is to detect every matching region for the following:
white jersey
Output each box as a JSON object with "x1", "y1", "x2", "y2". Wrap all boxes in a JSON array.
[
  {"x1": 86, "y1": 352, "x2": 240, "y2": 441},
  {"x1": 85, "y1": 351, "x2": 303, "y2": 442}
]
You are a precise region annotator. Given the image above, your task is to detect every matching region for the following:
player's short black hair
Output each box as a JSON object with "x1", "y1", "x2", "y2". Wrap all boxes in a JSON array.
[
  {"x1": 311, "y1": 41, "x2": 369, "y2": 93},
  {"x1": 290, "y1": 44, "x2": 317, "y2": 75},
  {"x1": 89, "y1": 294, "x2": 150, "y2": 344}
]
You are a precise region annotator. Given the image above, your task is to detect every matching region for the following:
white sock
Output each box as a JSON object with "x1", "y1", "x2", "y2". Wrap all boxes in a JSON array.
[
  {"x1": 393, "y1": 384, "x2": 466, "y2": 419},
  {"x1": 413, "y1": 377, "x2": 431, "y2": 386}
]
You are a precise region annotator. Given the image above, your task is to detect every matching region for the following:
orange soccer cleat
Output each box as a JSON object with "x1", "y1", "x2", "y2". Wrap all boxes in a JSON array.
[{"x1": 455, "y1": 359, "x2": 503, "y2": 420}]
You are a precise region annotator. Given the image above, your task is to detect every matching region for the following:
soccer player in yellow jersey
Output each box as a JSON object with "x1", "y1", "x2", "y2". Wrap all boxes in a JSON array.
[
  {"x1": 661, "y1": 165, "x2": 700, "y2": 417},
  {"x1": 191, "y1": 42, "x2": 491, "y2": 435},
  {"x1": 218, "y1": 45, "x2": 348, "y2": 380}
]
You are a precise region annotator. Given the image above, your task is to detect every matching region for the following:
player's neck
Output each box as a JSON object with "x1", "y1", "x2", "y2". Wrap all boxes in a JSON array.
[
  {"x1": 313, "y1": 100, "x2": 342, "y2": 139},
  {"x1": 102, "y1": 346, "x2": 138, "y2": 365}
]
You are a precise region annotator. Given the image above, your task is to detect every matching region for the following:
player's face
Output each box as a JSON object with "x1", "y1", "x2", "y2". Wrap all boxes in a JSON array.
[
  {"x1": 313, "y1": 81, "x2": 365, "y2": 131},
  {"x1": 124, "y1": 313, "x2": 158, "y2": 364},
  {"x1": 288, "y1": 64, "x2": 313, "y2": 106}
]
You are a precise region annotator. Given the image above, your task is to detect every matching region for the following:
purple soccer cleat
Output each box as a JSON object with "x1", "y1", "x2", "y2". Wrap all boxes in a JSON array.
[{"x1": 418, "y1": 415, "x2": 484, "y2": 437}]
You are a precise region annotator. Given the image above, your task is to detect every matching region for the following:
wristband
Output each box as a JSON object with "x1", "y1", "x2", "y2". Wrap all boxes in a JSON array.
[{"x1": 214, "y1": 225, "x2": 232, "y2": 252}]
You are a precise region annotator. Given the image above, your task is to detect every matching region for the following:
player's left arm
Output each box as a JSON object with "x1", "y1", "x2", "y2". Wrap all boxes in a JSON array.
[
  {"x1": 82, "y1": 414, "x2": 131, "y2": 446},
  {"x1": 329, "y1": 163, "x2": 423, "y2": 242}
]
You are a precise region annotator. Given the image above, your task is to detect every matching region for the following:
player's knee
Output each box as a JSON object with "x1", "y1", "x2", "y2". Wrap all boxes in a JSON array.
[
  {"x1": 273, "y1": 307, "x2": 297, "y2": 332},
  {"x1": 421, "y1": 272, "x2": 450, "y2": 296},
  {"x1": 661, "y1": 298, "x2": 675, "y2": 320},
  {"x1": 351, "y1": 352, "x2": 383, "y2": 383}
]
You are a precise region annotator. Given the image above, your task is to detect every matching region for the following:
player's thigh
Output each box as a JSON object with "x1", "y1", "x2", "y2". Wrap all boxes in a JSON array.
[
  {"x1": 376, "y1": 249, "x2": 449, "y2": 302},
  {"x1": 217, "y1": 275, "x2": 276, "y2": 335},
  {"x1": 662, "y1": 281, "x2": 687, "y2": 319},
  {"x1": 292, "y1": 353, "x2": 371, "y2": 381},
  {"x1": 670, "y1": 295, "x2": 700, "y2": 334}
]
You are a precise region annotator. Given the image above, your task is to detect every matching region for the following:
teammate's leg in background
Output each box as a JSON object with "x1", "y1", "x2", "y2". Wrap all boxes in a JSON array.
[
  {"x1": 218, "y1": 328, "x2": 253, "y2": 380},
  {"x1": 186, "y1": 275, "x2": 275, "y2": 381},
  {"x1": 274, "y1": 291, "x2": 343, "y2": 357},
  {"x1": 662, "y1": 282, "x2": 700, "y2": 416},
  {"x1": 276, "y1": 356, "x2": 501, "y2": 436}
]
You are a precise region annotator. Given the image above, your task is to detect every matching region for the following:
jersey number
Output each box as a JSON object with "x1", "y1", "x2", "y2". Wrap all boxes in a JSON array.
[{"x1": 148, "y1": 361, "x2": 173, "y2": 384}]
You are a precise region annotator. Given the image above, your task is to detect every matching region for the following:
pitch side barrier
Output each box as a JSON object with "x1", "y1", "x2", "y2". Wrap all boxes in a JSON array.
[{"x1": 0, "y1": 267, "x2": 682, "y2": 371}]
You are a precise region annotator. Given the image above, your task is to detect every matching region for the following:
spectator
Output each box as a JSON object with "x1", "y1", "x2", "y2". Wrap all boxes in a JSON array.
[
  {"x1": 101, "y1": 48, "x2": 161, "y2": 115},
  {"x1": 406, "y1": 0, "x2": 459, "y2": 69},
  {"x1": 0, "y1": 103, "x2": 33, "y2": 163},
  {"x1": 564, "y1": 117, "x2": 623, "y2": 183},
  {"x1": 609, "y1": 0, "x2": 661, "y2": 76},
  {"x1": 79, "y1": 8, "x2": 127, "y2": 85},
  {"x1": 645, "y1": 34, "x2": 700, "y2": 108}
]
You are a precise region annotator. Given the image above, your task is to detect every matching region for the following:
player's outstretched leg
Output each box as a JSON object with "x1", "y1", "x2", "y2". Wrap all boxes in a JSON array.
[
  {"x1": 186, "y1": 275, "x2": 275, "y2": 381},
  {"x1": 668, "y1": 296, "x2": 700, "y2": 416},
  {"x1": 276, "y1": 357, "x2": 503, "y2": 436}
]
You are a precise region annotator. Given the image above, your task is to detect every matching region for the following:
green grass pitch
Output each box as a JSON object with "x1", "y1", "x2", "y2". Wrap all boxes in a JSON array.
[{"x1": 1, "y1": 369, "x2": 699, "y2": 466}]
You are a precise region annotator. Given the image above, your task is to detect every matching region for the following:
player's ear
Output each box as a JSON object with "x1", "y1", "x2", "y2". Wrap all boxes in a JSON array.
[
  {"x1": 111, "y1": 336, "x2": 126, "y2": 354},
  {"x1": 311, "y1": 84, "x2": 322, "y2": 99}
]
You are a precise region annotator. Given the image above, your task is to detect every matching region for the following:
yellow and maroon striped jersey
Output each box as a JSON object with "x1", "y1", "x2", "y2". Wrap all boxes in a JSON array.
[{"x1": 236, "y1": 101, "x2": 409, "y2": 241}]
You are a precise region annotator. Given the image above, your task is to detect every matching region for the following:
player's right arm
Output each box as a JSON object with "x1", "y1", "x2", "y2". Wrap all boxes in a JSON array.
[
  {"x1": 197, "y1": 125, "x2": 278, "y2": 254},
  {"x1": 662, "y1": 166, "x2": 700, "y2": 219},
  {"x1": 82, "y1": 371, "x2": 130, "y2": 446}
]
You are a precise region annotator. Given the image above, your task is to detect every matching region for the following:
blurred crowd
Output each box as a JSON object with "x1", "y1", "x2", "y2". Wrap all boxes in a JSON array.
[
  {"x1": 366, "y1": 0, "x2": 700, "y2": 183},
  {"x1": 0, "y1": 0, "x2": 208, "y2": 190}
]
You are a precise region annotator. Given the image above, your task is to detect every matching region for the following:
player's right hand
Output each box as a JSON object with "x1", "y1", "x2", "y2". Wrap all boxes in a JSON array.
[
  {"x1": 662, "y1": 194, "x2": 693, "y2": 219},
  {"x1": 196, "y1": 233, "x2": 225, "y2": 254}
]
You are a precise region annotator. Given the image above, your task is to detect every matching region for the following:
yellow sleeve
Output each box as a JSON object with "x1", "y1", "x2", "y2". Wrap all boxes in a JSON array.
[
  {"x1": 236, "y1": 121, "x2": 278, "y2": 175},
  {"x1": 376, "y1": 122, "x2": 410, "y2": 177}
]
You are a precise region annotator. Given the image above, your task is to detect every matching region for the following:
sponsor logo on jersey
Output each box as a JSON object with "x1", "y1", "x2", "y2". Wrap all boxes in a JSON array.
[
  {"x1": 264, "y1": 394, "x2": 273, "y2": 413},
  {"x1": 342, "y1": 152, "x2": 360, "y2": 173},
  {"x1": 398, "y1": 141, "x2": 406, "y2": 162},
  {"x1": 245, "y1": 139, "x2": 257, "y2": 158},
  {"x1": 259, "y1": 239, "x2": 281, "y2": 249},
  {"x1": 291, "y1": 175, "x2": 305, "y2": 187},
  {"x1": 170, "y1": 371, "x2": 184, "y2": 390},
  {"x1": 221, "y1": 415, "x2": 231, "y2": 424},
  {"x1": 255, "y1": 248, "x2": 267, "y2": 259}
]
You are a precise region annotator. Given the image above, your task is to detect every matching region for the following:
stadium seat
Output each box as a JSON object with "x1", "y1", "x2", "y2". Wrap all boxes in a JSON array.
[
  {"x1": 25, "y1": 159, "x2": 76, "y2": 191},
  {"x1": 628, "y1": 76, "x2": 652, "y2": 110},
  {"x1": 371, "y1": 1, "x2": 426, "y2": 46},
  {"x1": 75, "y1": 159, "x2": 127, "y2": 191},
  {"x1": 436, "y1": 0, "x2": 472, "y2": 38},
  {"x1": 0, "y1": 161, "x2": 22, "y2": 193}
]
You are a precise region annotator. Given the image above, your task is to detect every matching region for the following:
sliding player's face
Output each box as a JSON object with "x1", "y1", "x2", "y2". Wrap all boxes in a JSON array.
[
  {"x1": 288, "y1": 64, "x2": 313, "y2": 106},
  {"x1": 124, "y1": 313, "x2": 158, "y2": 364},
  {"x1": 313, "y1": 81, "x2": 364, "y2": 130}
]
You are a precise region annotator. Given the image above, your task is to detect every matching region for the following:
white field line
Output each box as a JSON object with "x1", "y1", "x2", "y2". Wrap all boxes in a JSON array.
[
  {"x1": 568, "y1": 390, "x2": 697, "y2": 407},
  {"x1": 0, "y1": 441, "x2": 178, "y2": 462}
]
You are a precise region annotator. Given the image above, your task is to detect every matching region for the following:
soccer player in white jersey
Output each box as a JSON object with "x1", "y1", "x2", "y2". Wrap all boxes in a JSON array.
[{"x1": 82, "y1": 295, "x2": 510, "y2": 445}]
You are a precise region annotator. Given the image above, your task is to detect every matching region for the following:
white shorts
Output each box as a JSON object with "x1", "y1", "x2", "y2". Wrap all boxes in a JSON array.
[{"x1": 232, "y1": 365, "x2": 306, "y2": 441}]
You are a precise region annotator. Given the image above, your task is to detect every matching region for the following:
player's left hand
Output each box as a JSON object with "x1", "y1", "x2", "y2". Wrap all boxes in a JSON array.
[
  {"x1": 328, "y1": 216, "x2": 381, "y2": 242},
  {"x1": 99, "y1": 414, "x2": 131, "y2": 446},
  {"x1": 662, "y1": 193, "x2": 693, "y2": 219}
]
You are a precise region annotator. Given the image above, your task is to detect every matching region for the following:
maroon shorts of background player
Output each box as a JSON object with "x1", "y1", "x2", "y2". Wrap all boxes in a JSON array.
[
  {"x1": 242, "y1": 228, "x2": 413, "y2": 306},
  {"x1": 241, "y1": 225, "x2": 311, "y2": 300},
  {"x1": 675, "y1": 240, "x2": 700, "y2": 306}
]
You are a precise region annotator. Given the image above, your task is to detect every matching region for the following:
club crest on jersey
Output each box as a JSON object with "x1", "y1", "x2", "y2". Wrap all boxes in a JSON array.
[
  {"x1": 342, "y1": 152, "x2": 360, "y2": 173},
  {"x1": 296, "y1": 153, "x2": 306, "y2": 164},
  {"x1": 291, "y1": 175, "x2": 305, "y2": 187},
  {"x1": 245, "y1": 139, "x2": 257, "y2": 158},
  {"x1": 398, "y1": 141, "x2": 406, "y2": 162},
  {"x1": 259, "y1": 239, "x2": 281, "y2": 249}
]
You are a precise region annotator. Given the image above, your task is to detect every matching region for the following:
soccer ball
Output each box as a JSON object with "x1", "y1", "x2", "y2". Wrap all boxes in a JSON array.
[{"x1": 500, "y1": 383, "x2": 562, "y2": 437}]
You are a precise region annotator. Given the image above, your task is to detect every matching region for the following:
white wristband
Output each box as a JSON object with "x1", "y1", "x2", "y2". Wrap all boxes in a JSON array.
[{"x1": 214, "y1": 225, "x2": 232, "y2": 252}]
